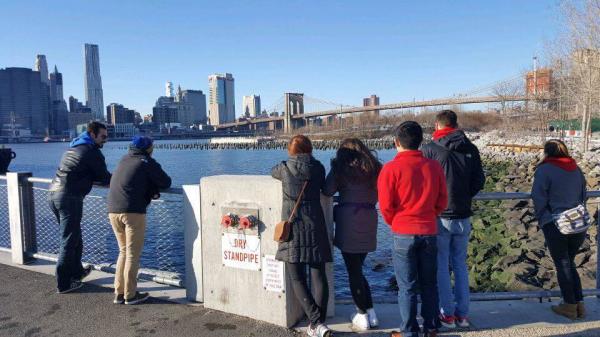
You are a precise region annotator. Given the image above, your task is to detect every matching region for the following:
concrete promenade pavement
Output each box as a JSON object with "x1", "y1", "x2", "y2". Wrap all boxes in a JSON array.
[
  {"x1": 1, "y1": 253, "x2": 600, "y2": 337},
  {"x1": 0, "y1": 256, "x2": 297, "y2": 337}
]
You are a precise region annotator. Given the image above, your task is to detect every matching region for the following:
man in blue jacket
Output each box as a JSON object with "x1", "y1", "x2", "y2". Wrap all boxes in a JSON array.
[
  {"x1": 49, "y1": 121, "x2": 111, "y2": 293},
  {"x1": 107, "y1": 136, "x2": 171, "y2": 305},
  {"x1": 421, "y1": 110, "x2": 485, "y2": 329}
]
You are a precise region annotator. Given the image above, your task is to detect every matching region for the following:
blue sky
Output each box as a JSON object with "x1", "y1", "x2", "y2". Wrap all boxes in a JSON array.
[{"x1": 0, "y1": 1, "x2": 560, "y2": 117}]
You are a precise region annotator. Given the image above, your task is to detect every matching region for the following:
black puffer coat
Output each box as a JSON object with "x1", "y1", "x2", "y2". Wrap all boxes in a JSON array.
[{"x1": 272, "y1": 154, "x2": 332, "y2": 264}]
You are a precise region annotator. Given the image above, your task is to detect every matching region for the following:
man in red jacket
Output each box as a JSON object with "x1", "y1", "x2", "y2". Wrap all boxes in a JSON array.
[{"x1": 378, "y1": 121, "x2": 448, "y2": 337}]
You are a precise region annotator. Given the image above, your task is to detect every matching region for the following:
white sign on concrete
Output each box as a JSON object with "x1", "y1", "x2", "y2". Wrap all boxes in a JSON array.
[
  {"x1": 221, "y1": 232, "x2": 261, "y2": 271},
  {"x1": 262, "y1": 255, "x2": 285, "y2": 293}
]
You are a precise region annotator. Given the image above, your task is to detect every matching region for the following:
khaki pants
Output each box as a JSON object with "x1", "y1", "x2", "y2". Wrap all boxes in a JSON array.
[{"x1": 109, "y1": 213, "x2": 146, "y2": 300}]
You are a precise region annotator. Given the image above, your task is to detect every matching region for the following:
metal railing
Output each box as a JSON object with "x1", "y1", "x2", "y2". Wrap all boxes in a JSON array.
[
  {"x1": 0, "y1": 173, "x2": 598, "y2": 301},
  {"x1": 0, "y1": 173, "x2": 185, "y2": 287}
]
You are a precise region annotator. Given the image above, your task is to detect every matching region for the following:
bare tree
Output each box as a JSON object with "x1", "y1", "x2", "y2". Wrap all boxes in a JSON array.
[
  {"x1": 548, "y1": 1, "x2": 600, "y2": 151},
  {"x1": 492, "y1": 78, "x2": 524, "y2": 115}
]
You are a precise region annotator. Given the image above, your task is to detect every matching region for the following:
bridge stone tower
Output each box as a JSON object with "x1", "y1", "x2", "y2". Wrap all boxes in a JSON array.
[{"x1": 283, "y1": 93, "x2": 304, "y2": 133}]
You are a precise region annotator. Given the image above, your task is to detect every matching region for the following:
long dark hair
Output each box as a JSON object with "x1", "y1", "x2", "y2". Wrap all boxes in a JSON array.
[
  {"x1": 331, "y1": 138, "x2": 382, "y2": 187},
  {"x1": 536, "y1": 139, "x2": 572, "y2": 168}
]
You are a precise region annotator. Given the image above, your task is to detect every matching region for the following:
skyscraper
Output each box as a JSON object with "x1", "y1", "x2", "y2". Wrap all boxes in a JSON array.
[
  {"x1": 208, "y1": 73, "x2": 235, "y2": 125},
  {"x1": 49, "y1": 66, "x2": 69, "y2": 135},
  {"x1": 242, "y1": 95, "x2": 261, "y2": 118},
  {"x1": 49, "y1": 66, "x2": 64, "y2": 102},
  {"x1": 166, "y1": 81, "x2": 174, "y2": 97},
  {"x1": 84, "y1": 43, "x2": 104, "y2": 121},
  {"x1": 34, "y1": 55, "x2": 50, "y2": 86},
  {"x1": 0, "y1": 67, "x2": 50, "y2": 135}
]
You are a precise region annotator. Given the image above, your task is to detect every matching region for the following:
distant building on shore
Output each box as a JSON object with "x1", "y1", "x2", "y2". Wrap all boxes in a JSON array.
[
  {"x1": 0, "y1": 67, "x2": 50, "y2": 136},
  {"x1": 106, "y1": 103, "x2": 136, "y2": 125},
  {"x1": 49, "y1": 66, "x2": 69, "y2": 136},
  {"x1": 84, "y1": 43, "x2": 104, "y2": 121},
  {"x1": 152, "y1": 96, "x2": 179, "y2": 132},
  {"x1": 175, "y1": 86, "x2": 207, "y2": 125},
  {"x1": 242, "y1": 95, "x2": 261, "y2": 118},
  {"x1": 208, "y1": 73, "x2": 235, "y2": 125},
  {"x1": 67, "y1": 96, "x2": 93, "y2": 136},
  {"x1": 363, "y1": 94, "x2": 380, "y2": 116}
]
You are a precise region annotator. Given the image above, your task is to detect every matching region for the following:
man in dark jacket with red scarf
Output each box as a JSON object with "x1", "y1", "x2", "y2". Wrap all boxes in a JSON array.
[{"x1": 421, "y1": 110, "x2": 485, "y2": 329}]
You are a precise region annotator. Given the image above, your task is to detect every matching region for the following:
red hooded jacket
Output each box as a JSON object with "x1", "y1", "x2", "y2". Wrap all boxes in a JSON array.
[{"x1": 377, "y1": 150, "x2": 448, "y2": 235}]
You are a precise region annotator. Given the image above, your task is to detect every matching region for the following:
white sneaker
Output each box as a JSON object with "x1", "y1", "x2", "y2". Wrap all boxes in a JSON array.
[
  {"x1": 306, "y1": 324, "x2": 317, "y2": 337},
  {"x1": 367, "y1": 308, "x2": 379, "y2": 328},
  {"x1": 350, "y1": 312, "x2": 370, "y2": 331},
  {"x1": 456, "y1": 316, "x2": 470, "y2": 328},
  {"x1": 315, "y1": 323, "x2": 332, "y2": 337}
]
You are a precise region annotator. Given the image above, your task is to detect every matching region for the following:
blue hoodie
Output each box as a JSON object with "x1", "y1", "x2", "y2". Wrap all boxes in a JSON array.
[{"x1": 70, "y1": 131, "x2": 95, "y2": 148}]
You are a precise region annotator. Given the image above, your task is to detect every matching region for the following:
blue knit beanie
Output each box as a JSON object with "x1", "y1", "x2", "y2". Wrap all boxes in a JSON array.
[{"x1": 131, "y1": 136, "x2": 153, "y2": 150}]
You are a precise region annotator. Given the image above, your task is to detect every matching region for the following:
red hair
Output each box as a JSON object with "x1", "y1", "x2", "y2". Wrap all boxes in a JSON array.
[{"x1": 288, "y1": 135, "x2": 313, "y2": 156}]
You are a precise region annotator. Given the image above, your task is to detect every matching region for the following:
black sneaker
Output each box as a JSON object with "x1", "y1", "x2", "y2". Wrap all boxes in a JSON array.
[
  {"x1": 79, "y1": 265, "x2": 93, "y2": 281},
  {"x1": 125, "y1": 292, "x2": 150, "y2": 305},
  {"x1": 113, "y1": 294, "x2": 125, "y2": 304},
  {"x1": 57, "y1": 281, "x2": 83, "y2": 294}
]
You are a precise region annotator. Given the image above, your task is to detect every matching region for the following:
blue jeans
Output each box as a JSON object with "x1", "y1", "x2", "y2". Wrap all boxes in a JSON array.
[
  {"x1": 392, "y1": 234, "x2": 440, "y2": 337},
  {"x1": 49, "y1": 192, "x2": 86, "y2": 291},
  {"x1": 437, "y1": 218, "x2": 471, "y2": 318}
]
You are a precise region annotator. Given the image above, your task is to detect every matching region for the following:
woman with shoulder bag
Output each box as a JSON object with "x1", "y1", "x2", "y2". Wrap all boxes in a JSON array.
[
  {"x1": 531, "y1": 139, "x2": 589, "y2": 320},
  {"x1": 322, "y1": 138, "x2": 382, "y2": 331},
  {"x1": 271, "y1": 135, "x2": 333, "y2": 337}
]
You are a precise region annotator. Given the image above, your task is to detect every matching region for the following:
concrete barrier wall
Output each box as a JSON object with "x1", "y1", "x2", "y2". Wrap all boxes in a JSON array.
[
  {"x1": 183, "y1": 184, "x2": 203, "y2": 302},
  {"x1": 199, "y1": 175, "x2": 334, "y2": 328}
]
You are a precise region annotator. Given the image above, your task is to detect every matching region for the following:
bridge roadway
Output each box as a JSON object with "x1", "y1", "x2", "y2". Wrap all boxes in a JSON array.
[
  {"x1": 1, "y1": 251, "x2": 599, "y2": 337},
  {"x1": 216, "y1": 95, "x2": 532, "y2": 130}
]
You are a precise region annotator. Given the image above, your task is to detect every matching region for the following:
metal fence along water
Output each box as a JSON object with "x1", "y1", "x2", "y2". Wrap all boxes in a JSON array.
[{"x1": 0, "y1": 173, "x2": 599, "y2": 300}]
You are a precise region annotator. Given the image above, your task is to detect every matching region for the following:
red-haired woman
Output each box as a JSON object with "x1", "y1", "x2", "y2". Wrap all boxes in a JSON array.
[{"x1": 272, "y1": 135, "x2": 333, "y2": 337}]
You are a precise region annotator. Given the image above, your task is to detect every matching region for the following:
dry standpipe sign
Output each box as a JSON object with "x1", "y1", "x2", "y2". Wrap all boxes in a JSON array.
[{"x1": 221, "y1": 232, "x2": 261, "y2": 270}]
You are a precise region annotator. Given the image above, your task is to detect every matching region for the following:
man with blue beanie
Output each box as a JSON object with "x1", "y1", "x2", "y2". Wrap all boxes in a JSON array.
[
  {"x1": 50, "y1": 121, "x2": 111, "y2": 293},
  {"x1": 107, "y1": 135, "x2": 171, "y2": 305}
]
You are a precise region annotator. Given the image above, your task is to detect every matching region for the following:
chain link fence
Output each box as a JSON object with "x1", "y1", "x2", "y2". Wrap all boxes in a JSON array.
[
  {"x1": 0, "y1": 184, "x2": 9, "y2": 249},
  {"x1": 32, "y1": 184, "x2": 184, "y2": 281}
]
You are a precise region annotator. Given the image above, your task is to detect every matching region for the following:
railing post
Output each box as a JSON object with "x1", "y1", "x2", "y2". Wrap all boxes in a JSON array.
[
  {"x1": 7, "y1": 172, "x2": 36, "y2": 264},
  {"x1": 596, "y1": 204, "x2": 599, "y2": 298}
]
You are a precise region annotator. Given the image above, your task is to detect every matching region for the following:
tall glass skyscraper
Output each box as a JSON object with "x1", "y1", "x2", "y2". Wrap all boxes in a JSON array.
[
  {"x1": 0, "y1": 67, "x2": 50, "y2": 135},
  {"x1": 84, "y1": 44, "x2": 104, "y2": 121},
  {"x1": 208, "y1": 73, "x2": 235, "y2": 125},
  {"x1": 34, "y1": 55, "x2": 50, "y2": 86}
]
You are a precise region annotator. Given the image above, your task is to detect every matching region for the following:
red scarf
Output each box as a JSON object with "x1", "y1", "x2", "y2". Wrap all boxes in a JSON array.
[
  {"x1": 543, "y1": 157, "x2": 578, "y2": 171},
  {"x1": 432, "y1": 127, "x2": 458, "y2": 140}
]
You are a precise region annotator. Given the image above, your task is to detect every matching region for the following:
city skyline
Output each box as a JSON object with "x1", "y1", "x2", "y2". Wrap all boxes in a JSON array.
[{"x1": 1, "y1": 1, "x2": 560, "y2": 116}]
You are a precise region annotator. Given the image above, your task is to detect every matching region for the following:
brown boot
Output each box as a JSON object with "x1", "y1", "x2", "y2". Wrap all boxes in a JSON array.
[
  {"x1": 551, "y1": 302, "x2": 577, "y2": 320},
  {"x1": 424, "y1": 331, "x2": 438, "y2": 337},
  {"x1": 577, "y1": 301, "x2": 586, "y2": 319},
  {"x1": 390, "y1": 332, "x2": 403, "y2": 337}
]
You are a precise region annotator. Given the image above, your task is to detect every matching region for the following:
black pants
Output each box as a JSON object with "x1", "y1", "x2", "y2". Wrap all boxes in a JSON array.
[
  {"x1": 542, "y1": 223, "x2": 586, "y2": 304},
  {"x1": 49, "y1": 192, "x2": 86, "y2": 291},
  {"x1": 286, "y1": 262, "x2": 328, "y2": 326},
  {"x1": 342, "y1": 252, "x2": 373, "y2": 314}
]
